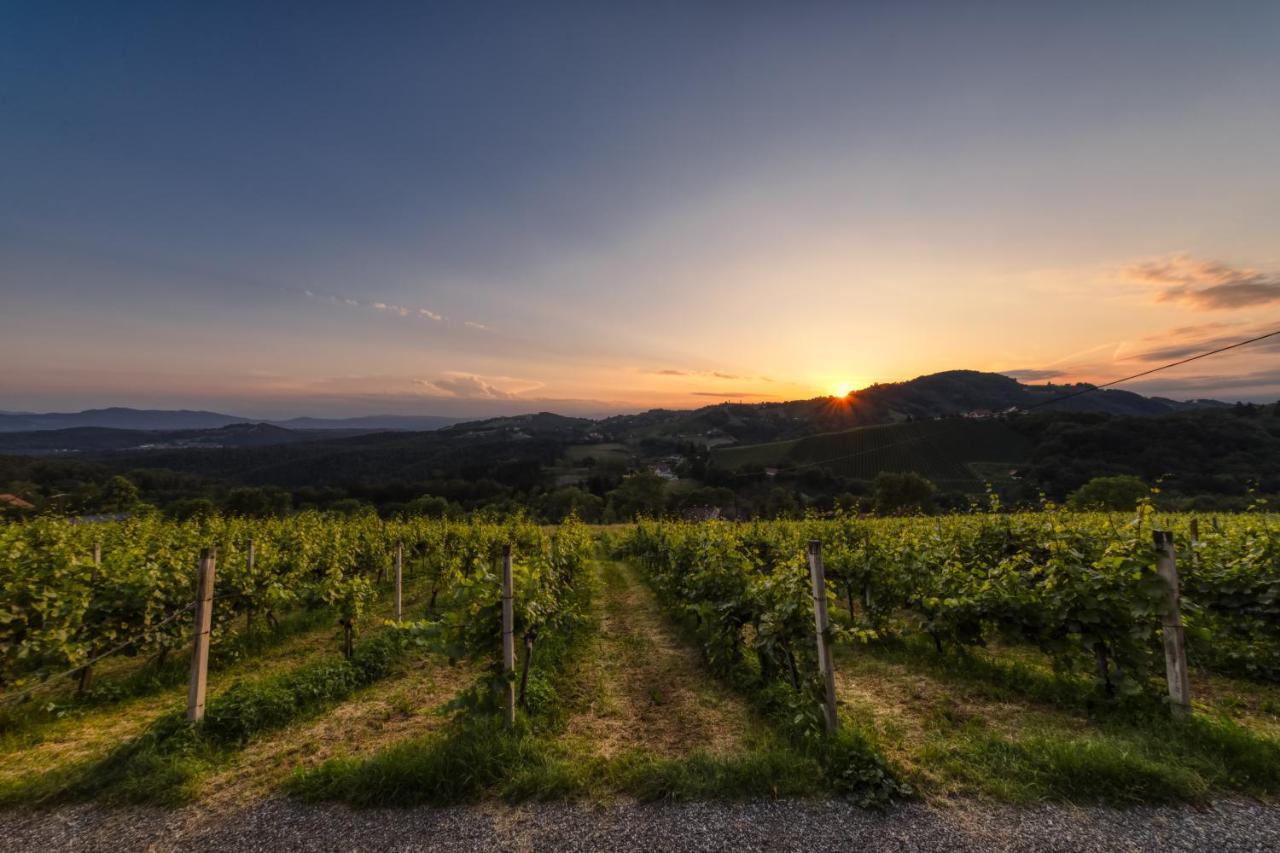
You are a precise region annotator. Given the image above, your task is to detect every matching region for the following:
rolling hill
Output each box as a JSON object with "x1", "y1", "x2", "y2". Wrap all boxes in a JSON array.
[
  {"x1": 712, "y1": 419, "x2": 1033, "y2": 491},
  {"x1": 0, "y1": 408, "x2": 467, "y2": 433}
]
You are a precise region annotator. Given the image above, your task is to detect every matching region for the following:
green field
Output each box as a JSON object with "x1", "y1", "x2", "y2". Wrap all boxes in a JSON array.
[
  {"x1": 563, "y1": 443, "x2": 631, "y2": 463},
  {"x1": 711, "y1": 419, "x2": 1031, "y2": 490}
]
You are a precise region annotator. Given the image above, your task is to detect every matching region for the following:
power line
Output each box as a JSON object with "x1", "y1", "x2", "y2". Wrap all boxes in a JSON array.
[
  {"x1": 715, "y1": 323, "x2": 1280, "y2": 478},
  {"x1": 1020, "y1": 326, "x2": 1280, "y2": 411}
]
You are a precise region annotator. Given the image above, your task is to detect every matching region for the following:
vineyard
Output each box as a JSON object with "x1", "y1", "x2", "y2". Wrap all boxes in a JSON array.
[
  {"x1": 1, "y1": 507, "x2": 1279, "y2": 812},
  {"x1": 711, "y1": 419, "x2": 1031, "y2": 490}
]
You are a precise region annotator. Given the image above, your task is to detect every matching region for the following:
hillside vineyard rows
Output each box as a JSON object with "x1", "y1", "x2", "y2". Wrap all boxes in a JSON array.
[{"x1": 1, "y1": 508, "x2": 1279, "y2": 808}]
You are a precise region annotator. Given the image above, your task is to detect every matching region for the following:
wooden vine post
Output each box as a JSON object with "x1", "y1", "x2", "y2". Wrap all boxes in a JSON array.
[
  {"x1": 187, "y1": 547, "x2": 217, "y2": 722},
  {"x1": 1153, "y1": 531, "x2": 1191, "y2": 718},
  {"x1": 806, "y1": 540, "x2": 839, "y2": 735},
  {"x1": 394, "y1": 542, "x2": 404, "y2": 622},
  {"x1": 501, "y1": 543, "x2": 516, "y2": 728},
  {"x1": 245, "y1": 538, "x2": 255, "y2": 632},
  {"x1": 78, "y1": 541, "x2": 104, "y2": 693}
]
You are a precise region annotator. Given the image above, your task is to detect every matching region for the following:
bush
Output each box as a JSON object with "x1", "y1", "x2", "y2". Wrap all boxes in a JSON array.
[
  {"x1": 1067, "y1": 475, "x2": 1148, "y2": 511},
  {"x1": 874, "y1": 472, "x2": 936, "y2": 515}
]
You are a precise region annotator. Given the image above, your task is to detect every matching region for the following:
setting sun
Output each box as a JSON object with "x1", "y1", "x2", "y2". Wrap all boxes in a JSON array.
[{"x1": 827, "y1": 380, "x2": 859, "y2": 398}]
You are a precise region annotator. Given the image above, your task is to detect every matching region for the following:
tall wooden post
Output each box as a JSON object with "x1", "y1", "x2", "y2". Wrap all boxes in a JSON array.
[
  {"x1": 807, "y1": 540, "x2": 839, "y2": 735},
  {"x1": 244, "y1": 538, "x2": 256, "y2": 633},
  {"x1": 501, "y1": 544, "x2": 515, "y2": 728},
  {"x1": 394, "y1": 542, "x2": 404, "y2": 622},
  {"x1": 188, "y1": 547, "x2": 217, "y2": 722},
  {"x1": 1153, "y1": 531, "x2": 1191, "y2": 718},
  {"x1": 77, "y1": 540, "x2": 105, "y2": 693}
]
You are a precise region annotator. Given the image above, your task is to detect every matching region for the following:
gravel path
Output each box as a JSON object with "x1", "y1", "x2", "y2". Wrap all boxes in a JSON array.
[{"x1": 3, "y1": 798, "x2": 1278, "y2": 852}]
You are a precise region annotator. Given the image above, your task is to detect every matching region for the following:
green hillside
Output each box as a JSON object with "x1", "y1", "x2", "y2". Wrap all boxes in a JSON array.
[{"x1": 711, "y1": 418, "x2": 1032, "y2": 490}]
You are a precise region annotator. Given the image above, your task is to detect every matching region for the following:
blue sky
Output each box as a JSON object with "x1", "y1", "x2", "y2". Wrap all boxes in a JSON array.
[{"x1": 3, "y1": 2, "x2": 1279, "y2": 416}]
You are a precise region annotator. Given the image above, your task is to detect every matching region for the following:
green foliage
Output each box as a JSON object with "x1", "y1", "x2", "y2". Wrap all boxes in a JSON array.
[
  {"x1": 874, "y1": 471, "x2": 937, "y2": 515},
  {"x1": 622, "y1": 508, "x2": 1280, "y2": 703},
  {"x1": 621, "y1": 520, "x2": 908, "y2": 804},
  {"x1": 99, "y1": 476, "x2": 140, "y2": 512},
  {"x1": 1067, "y1": 475, "x2": 1150, "y2": 511},
  {"x1": 606, "y1": 473, "x2": 668, "y2": 520},
  {"x1": 0, "y1": 513, "x2": 581, "y2": 691},
  {"x1": 33, "y1": 629, "x2": 412, "y2": 805},
  {"x1": 224, "y1": 486, "x2": 292, "y2": 517}
]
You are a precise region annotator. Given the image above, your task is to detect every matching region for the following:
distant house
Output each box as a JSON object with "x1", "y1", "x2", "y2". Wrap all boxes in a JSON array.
[
  {"x1": 0, "y1": 493, "x2": 35, "y2": 511},
  {"x1": 650, "y1": 463, "x2": 678, "y2": 481},
  {"x1": 681, "y1": 506, "x2": 722, "y2": 522}
]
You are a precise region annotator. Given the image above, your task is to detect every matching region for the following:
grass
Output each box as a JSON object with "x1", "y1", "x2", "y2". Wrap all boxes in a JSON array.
[
  {"x1": 290, "y1": 558, "x2": 835, "y2": 804},
  {"x1": 563, "y1": 443, "x2": 631, "y2": 463},
  {"x1": 614, "y1": 558, "x2": 907, "y2": 806},
  {"x1": 0, "y1": 569, "x2": 433, "y2": 738},
  {"x1": 295, "y1": 714, "x2": 822, "y2": 805},
  {"x1": 0, "y1": 623, "x2": 416, "y2": 806},
  {"x1": 0, "y1": 578, "x2": 427, "y2": 803},
  {"x1": 0, "y1": 604, "x2": 337, "y2": 736},
  {"x1": 832, "y1": 637, "x2": 1280, "y2": 803},
  {"x1": 6, "y1": 549, "x2": 1280, "y2": 810},
  {"x1": 711, "y1": 419, "x2": 1030, "y2": 490}
]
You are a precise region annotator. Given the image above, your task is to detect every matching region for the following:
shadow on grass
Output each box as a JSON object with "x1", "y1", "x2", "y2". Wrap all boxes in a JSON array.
[
  {"x1": 841, "y1": 637, "x2": 1280, "y2": 803},
  {"x1": 0, "y1": 629, "x2": 411, "y2": 807}
]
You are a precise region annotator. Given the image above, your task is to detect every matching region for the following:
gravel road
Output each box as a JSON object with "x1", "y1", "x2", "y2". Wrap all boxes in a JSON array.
[{"x1": 2, "y1": 798, "x2": 1279, "y2": 852}]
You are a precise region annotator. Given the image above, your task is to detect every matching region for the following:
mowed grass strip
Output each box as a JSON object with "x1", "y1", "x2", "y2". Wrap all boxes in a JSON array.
[
  {"x1": 0, "y1": 569, "x2": 431, "y2": 749},
  {"x1": 0, "y1": 575, "x2": 444, "y2": 805},
  {"x1": 832, "y1": 639, "x2": 1280, "y2": 803},
  {"x1": 559, "y1": 560, "x2": 760, "y2": 758},
  {"x1": 291, "y1": 561, "x2": 823, "y2": 804},
  {"x1": 0, "y1": 612, "x2": 342, "y2": 794}
]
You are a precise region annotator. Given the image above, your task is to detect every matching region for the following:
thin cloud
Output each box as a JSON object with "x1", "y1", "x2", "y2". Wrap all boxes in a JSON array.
[
  {"x1": 1119, "y1": 322, "x2": 1280, "y2": 362},
  {"x1": 649, "y1": 368, "x2": 748, "y2": 380},
  {"x1": 1126, "y1": 368, "x2": 1280, "y2": 396},
  {"x1": 1000, "y1": 369, "x2": 1065, "y2": 381},
  {"x1": 298, "y1": 287, "x2": 483, "y2": 328},
  {"x1": 690, "y1": 391, "x2": 772, "y2": 398},
  {"x1": 415, "y1": 373, "x2": 543, "y2": 400},
  {"x1": 1122, "y1": 254, "x2": 1280, "y2": 310}
]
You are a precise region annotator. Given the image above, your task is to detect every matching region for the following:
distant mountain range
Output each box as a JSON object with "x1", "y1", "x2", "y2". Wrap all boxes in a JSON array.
[
  {"x1": 0, "y1": 370, "x2": 1239, "y2": 462},
  {"x1": 0, "y1": 407, "x2": 468, "y2": 433}
]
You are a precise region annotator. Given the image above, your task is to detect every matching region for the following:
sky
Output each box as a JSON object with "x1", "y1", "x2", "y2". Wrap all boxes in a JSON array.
[{"x1": 3, "y1": 1, "x2": 1280, "y2": 418}]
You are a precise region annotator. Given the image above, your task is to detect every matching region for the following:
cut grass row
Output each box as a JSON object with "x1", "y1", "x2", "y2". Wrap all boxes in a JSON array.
[
  {"x1": 0, "y1": 572, "x2": 453, "y2": 805},
  {"x1": 5, "y1": 552, "x2": 1279, "y2": 809},
  {"x1": 834, "y1": 636, "x2": 1280, "y2": 803},
  {"x1": 289, "y1": 559, "x2": 831, "y2": 804},
  {"x1": 0, "y1": 567, "x2": 433, "y2": 737}
]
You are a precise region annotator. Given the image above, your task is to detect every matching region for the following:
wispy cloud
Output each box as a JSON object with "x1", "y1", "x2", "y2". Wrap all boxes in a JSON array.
[
  {"x1": 690, "y1": 391, "x2": 772, "y2": 398},
  {"x1": 1118, "y1": 321, "x2": 1280, "y2": 362},
  {"x1": 649, "y1": 368, "x2": 753, "y2": 381},
  {"x1": 296, "y1": 287, "x2": 476, "y2": 328},
  {"x1": 1122, "y1": 254, "x2": 1280, "y2": 310},
  {"x1": 1000, "y1": 368, "x2": 1066, "y2": 381},
  {"x1": 415, "y1": 372, "x2": 543, "y2": 400},
  {"x1": 1126, "y1": 368, "x2": 1280, "y2": 397}
]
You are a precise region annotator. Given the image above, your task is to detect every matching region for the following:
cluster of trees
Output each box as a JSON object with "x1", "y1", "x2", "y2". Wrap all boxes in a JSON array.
[{"x1": 3, "y1": 403, "x2": 1277, "y2": 522}]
